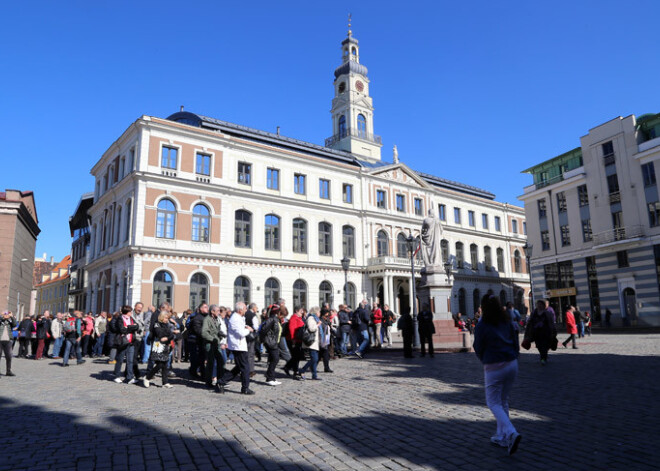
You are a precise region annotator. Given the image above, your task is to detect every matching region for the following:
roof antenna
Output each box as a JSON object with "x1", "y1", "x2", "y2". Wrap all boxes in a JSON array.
[
  {"x1": 180, "y1": 105, "x2": 184, "y2": 112},
  {"x1": 277, "y1": 126, "x2": 281, "y2": 136}
]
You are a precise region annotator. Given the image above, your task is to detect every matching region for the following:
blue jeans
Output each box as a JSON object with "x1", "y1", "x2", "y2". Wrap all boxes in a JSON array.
[
  {"x1": 52, "y1": 337, "x2": 64, "y2": 358},
  {"x1": 141, "y1": 332, "x2": 151, "y2": 364},
  {"x1": 358, "y1": 329, "x2": 370, "y2": 354},
  {"x1": 114, "y1": 345, "x2": 135, "y2": 380},
  {"x1": 299, "y1": 349, "x2": 319, "y2": 379},
  {"x1": 340, "y1": 331, "x2": 350, "y2": 354},
  {"x1": 93, "y1": 333, "x2": 106, "y2": 356},
  {"x1": 62, "y1": 338, "x2": 82, "y2": 365}
]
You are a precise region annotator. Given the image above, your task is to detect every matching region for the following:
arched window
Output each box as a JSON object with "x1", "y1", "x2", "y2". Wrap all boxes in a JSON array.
[
  {"x1": 344, "y1": 282, "x2": 357, "y2": 308},
  {"x1": 470, "y1": 244, "x2": 479, "y2": 270},
  {"x1": 156, "y1": 199, "x2": 176, "y2": 239},
  {"x1": 484, "y1": 246, "x2": 492, "y2": 271},
  {"x1": 124, "y1": 200, "x2": 132, "y2": 242},
  {"x1": 293, "y1": 279, "x2": 308, "y2": 310},
  {"x1": 342, "y1": 225, "x2": 355, "y2": 258},
  {"x1": 189, "y1": 273, "x2": 209, "y2": 309},
  {"x1": 497, "y1": 248, "x2": 504, "y2": 272},
  {"x1": 441, "y1": 239, "x2": 449, "y2": 263},
  {"x1": 152, "y1": 270, "x2": 173, "y2": 307},
  {"x1": 473, "y1": 289, "x2": 481, "y2": 316},
  {"x1": 377, "y1": 230, "x2": 389, "y2": 257},
  {"x1": 192, "y1": 204, "x2": 210, "y2": 242},
  {"x1": 114, "y1": 206, "x2": 122, "y2": 246},
  {"x1": 264, "y1": 278, "x2": 280, "y2": 307},
  {"x1": 292, "y1": 218, "x2": 307, "y2": 253},
  {"x1": 318, "y1": 222, "x2": 332, "y2": 256},
  {"x1": 514, "y1": 250, "x2": 522, "y2": 273},
  {"x1": 338, "y1": 115, "x2": 347, "y2": 138},
  {"x1": 234, "y1": 210, "x2": 251, "y2": 247},
  {"x1": 499, "y1": 289, "x2": 507, "y2": 307},
  {"x1": 455, "y1": 242, "x2": 464, "y2": 268},
  {"x1": 458, "y1": 288, "x2": 466, "y2": 315},
  {"x1": 397, "y1": 233, "x2": 408, "y2": 258},
  {"x1": 357, "y1": 114, "x2": 366, "y2": 137},
  {"x1": 265, "y1": 214, "x2": 281, "y2": 250},
  {"x1": 234, "y1": 276, "x2": 251, "y2": 304},
  {"x1": 319, "y1": 281, "x2": 333, "y2": 307},
  {"x1": 121, "y1": 272, "x2": 128, "y2": 306}
]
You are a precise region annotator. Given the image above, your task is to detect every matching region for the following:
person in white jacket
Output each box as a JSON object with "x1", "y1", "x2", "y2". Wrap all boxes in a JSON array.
[
  {"x1": 298, "y1": 306, "x2": 321, "y2": 380},
  {"x1": 224, "y1": 302, "x2": 255, "y2": 395}
]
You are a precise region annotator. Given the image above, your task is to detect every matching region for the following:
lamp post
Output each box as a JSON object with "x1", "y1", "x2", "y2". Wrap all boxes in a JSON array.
[
  {"x1": 406, "y1": 233, "x2": 421, "y2": 348},
  {"x1": 523, "y1": 243, "x2": 533, "y2": 308},
  {"x1": 443, "y1": 261, "x2": 453, "y2": 284},
  {"x1": 341, "y1": 256, "x2": 350, "y2": 305}
]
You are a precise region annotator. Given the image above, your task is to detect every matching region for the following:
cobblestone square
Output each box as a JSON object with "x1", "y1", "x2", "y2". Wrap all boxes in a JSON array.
[{"x1": 1, "y1": 333, "x2": 659, "y2": 470}]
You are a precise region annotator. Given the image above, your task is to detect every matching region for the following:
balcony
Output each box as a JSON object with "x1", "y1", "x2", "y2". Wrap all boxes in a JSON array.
[
  {"x1": 593, "y1": 225, "x2": 644, "y2": 246},
  {"x1": 603, "y1": 153, "x2": 616, "y2": 166},
  {"x1": 639, "y1": 136, "x2": 660, "y2": 153},
  {"x1": 325, "y1": 127, "x2": 382, "y2": 147}
]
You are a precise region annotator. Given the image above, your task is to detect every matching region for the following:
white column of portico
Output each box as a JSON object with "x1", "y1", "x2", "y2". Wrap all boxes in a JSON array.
[{"x1": 383, "y1": 274, "x2": 391, "y2": 308}]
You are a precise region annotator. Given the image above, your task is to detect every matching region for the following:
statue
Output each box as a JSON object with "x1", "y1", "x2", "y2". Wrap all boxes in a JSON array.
[{"x1": 421, "y1": 209, "x2": 443, "y2": 269}]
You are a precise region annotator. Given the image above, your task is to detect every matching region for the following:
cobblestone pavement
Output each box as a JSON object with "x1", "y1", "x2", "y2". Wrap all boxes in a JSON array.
[{"x1": 1, "y1": 333, "x2": 659, "y2": 470}]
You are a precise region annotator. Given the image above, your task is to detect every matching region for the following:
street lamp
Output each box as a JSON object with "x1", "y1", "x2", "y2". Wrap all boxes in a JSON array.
[
  {"x1": 406, "y1": 233, "x2": 421, "y2": 348},
  {"x1": 523, "y1": 243, "x2": 533, "y2": 307},
  {"x1": 443, "y1": 261, "x2": 453, "y2": 283},
  {"x1": 341, "y1": 256, "x2": 350, "y2": 305}
]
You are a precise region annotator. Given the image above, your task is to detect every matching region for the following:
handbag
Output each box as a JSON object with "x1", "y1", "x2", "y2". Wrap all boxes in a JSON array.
[{"x1": 521, "y1": 338, "x2": 531, "y2": 350}]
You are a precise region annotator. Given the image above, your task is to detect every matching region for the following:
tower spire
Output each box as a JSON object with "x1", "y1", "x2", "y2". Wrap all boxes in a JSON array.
[{"x1": 348, "y1": 13, "x2": 352, "y2": 37}]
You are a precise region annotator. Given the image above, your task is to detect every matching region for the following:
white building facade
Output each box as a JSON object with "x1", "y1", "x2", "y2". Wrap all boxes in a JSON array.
[
  {"x1": 520, "y1": 113, "x2": 660, "y2": 326},
  {"x1": 83, "y1": 30, "x2": 529, "y2": 316}
]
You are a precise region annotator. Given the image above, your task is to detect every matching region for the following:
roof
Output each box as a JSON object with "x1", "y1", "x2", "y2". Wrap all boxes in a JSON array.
[
  {"x1": 35, "y1": 255, "x2": 71, "y2": 287},
  {"x1": 165, "y1": 111, "x2": 497, "y2": 201},
  {"x1": 522, "y1": 147, "x2": 583, "y2": 174},
  {"x1": 69, "y1": 192, "x2": 94, "y2": 235}
]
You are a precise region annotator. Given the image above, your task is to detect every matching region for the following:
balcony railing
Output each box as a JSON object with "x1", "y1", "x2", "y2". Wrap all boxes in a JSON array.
[
  {"x1": 325, "y1": 127, "x2": 382, "y2": 147},
  {"x1": 368, "y1": 256, "x2": 423, "y2": 267},
  {"x1": 593, "y1": 225, "x2": 644, "y2": 245},
  {"x1": 535, "y1": 174, "x2": 564, "y2": 190},
  {"x1": 609, "y1": 191, "x2": 621, "y2": 204},
  {"x1": 603, "y1": 153, "x2": 616, "y2": 166}
]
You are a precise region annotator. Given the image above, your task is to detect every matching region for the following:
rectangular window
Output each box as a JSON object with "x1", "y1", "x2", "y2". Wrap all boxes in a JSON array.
[
  {"x1": 612, "y1": 211, "x2": 623, "y2": 229},
  {"x1": 642, "y1": 162, "x2": 657, "y2": 187},
  {"x1": 267, "y1": 168, "x2": 279, "y2": 190},
  {"x1": 196, "y1": 152, "x2": 211, "y2": 175},
  {"x1": 538, "y1": 199, "x2": 547, "y2": 218},
  {"x1": 494, "y1": 216, "x2": 501, "y2": 231},
  {"x1": 161, "y1": 146, "x2": 178, "y2": 169},
  {"x1": 541, "y1": 230, "x2": 550, "y2": 250},
  {"x1": 294, "y1": 174, "x2": 306, "y2": 195},
  {"x1": 602, "y1": 140, "x2": 614, "y2": 159},
  {"x1": 557, "y1": 192, "x2": 567, "y2": 212},
  {"x1": 454, "y1": 207, "x2": 461, "y2": 224},
  {"x1": 238, "y1": 162, "x2": 251, "y2": 185},
  {"x1": 512, "y1": 219, "x2": 518, "y2": 234},
  {"x1": 523, "y1": 222, "x2": 527, "y2": 235},
  {"x1": 319, "y1": 179, "x2": 330, "y2": 199},
  {"x1": 617, "y1": 250, "x2": 629, "y2": 268},
  {"x1": 342, "y1": 183, "x2": 353, "y2": 203},
  {"x1": 414, "y1": 198, "x2": 423, "y2": 216},
  {"x1": 607, "y1": 174, "x2": 620, "y2": 194},
  {"x1": 467, "y1": 210, "x2": 475, "y2": 227},
  {"x1": 582, "y1": 219, "x2": 593, "y2": 242},
  {"x1": 376, "y1": 190, "x2": 387, "y2": 209},
  {"x1": 439, "y1": 204, "x2": 446, "y2": 221},
  {"x1": 649, "y1": 201, "x2": 660, "y2": 227},
  {"x1": 560, "y1": 225, "x2": 571, "y2": 246},
  {"x1": 482, "y1": 213, "x2": 488, "y2": 229},
  {"x1": 578, "y1": 185, "x2": 589, "y2": 206},
  {"x1": 396, "y1": 194, "x2": 405, "y2": 212}
]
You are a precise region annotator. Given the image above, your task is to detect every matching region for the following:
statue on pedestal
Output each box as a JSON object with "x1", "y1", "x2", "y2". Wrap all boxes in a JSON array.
[{"x1": 421, "y1": 209, "x2": 443, "y2": 270}]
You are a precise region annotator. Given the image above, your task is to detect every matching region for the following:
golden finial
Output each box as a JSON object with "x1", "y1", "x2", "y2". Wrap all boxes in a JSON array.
[{"x1": 348, "y1": 13, "x2": 352, "y2": 36}]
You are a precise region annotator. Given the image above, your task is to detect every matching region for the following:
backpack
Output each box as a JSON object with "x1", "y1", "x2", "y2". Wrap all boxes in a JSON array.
[
  {"x1": 351, "y1": 310, "x2": 361, "y2": 328},
  {"x1": 301, "y1": 323, "x2": 316, "y2": 347},
  {"x1": 62, "y1": 319, "x2": 75, "y2": 334}
]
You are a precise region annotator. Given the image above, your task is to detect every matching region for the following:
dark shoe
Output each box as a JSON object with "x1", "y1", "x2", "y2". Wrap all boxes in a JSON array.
[
  {"x1": 324, "y1": 369, "x2": 334, "y2": 373},
  {"x1": 429, "y1": 354, "x2": 435, "y2": 358},
  {"x1": 293, "y1": 374, "x2": 304, "y2": 381},
  {"x1": 6, "y1": 371, "x2": 15, "y2": 377},
  {"x1": 572, "y1": 347, "x2": 579, "y2": 349},
  {"x1": 508, "y1": 433, "x2": 522, "y2": 455},
  {"x1": 282, "y1": 367, "x2": 291, "y2": 377},
  {"x1": 215, "y1": 384, "x2": 225, "y2": 394},
  {"x1": 62, "y1": 364, "x2": 69, "y2": 367},
  {"x1": 77, "y1": 360, "x2": 86, "y2": 365},
  {"x1": 355, "y1": 351, "x2": 363, "y2": 359},
  {"x1": 241, "y1": 389, "x2": 255, "y2": 395},
  {"x1": 311, "y1": 377, "x2": 322, "y2": 381}
]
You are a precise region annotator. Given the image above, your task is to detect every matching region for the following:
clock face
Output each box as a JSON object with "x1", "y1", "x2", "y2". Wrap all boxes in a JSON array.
[{"x1": 355, "y1": 80, "x2": 364, "y2": 92}]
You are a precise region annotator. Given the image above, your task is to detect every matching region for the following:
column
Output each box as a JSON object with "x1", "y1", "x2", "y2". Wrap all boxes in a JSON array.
[
  {"x1": 383, "y1": 274, "x2": 391, "y2": 308},
  {"x1": 388, "y1": 275, "x2": 395, "y2": 311}
]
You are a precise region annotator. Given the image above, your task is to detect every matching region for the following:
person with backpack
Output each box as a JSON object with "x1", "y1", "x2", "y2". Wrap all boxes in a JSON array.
[
  {"x1": 297, "y1": 306, "x2": 321, "y2": 380},
  {"x1": 353, "y1": 300, "x2": 370, "y2": 358},
  {"x1": 381, "y1": 304, "x2": 396, "y2": 347},
  {"x1": 113, "y1": 305, "x2": 140, "y2": 383},
  {"x1": 522, "y1": 300, "x2": 557, "y2": 365},
  {"x1": 283, "y1": 307, "x2": 305, "y2": 379},
  {"x1": 259, "y1": 304, "x2": 282, "y2": 386},
  {"x1": 62, "y1": 312, "x2": 86, "y2": 366},
  {"x1": 50, "y1": 312, "x2": 64, "y2": 359}
]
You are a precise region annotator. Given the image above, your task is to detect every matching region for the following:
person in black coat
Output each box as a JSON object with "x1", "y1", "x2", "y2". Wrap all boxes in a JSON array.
[
  {"x1": 143, "y1": 312, "x2": 175, "y2": 388},
  {"x1": 18, "y1": 316, "x2": 34, "y2": 358},
  {"x1": 398, "y1": 307, "x2": 414, "y2": 358},
  {"x1": 259, "y1": 304, "x2": 282, "y2": 385},
  {"x1": 418, "y1": 304, "x2": 436, "y2": 357}
]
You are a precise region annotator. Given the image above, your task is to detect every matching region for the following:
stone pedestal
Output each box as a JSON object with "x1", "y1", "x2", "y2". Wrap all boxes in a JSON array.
[{"x1": 419, "y1": 267, "x2": 470, "y2": 350}]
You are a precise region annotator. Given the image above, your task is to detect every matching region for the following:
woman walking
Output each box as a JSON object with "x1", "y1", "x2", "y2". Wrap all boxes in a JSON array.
[
  {"x1": 143, "y1": 311, "x2": 175, "y2": 389},
  {"x1": 473, "y1": 295, "x2": 522, "y2": 456}
]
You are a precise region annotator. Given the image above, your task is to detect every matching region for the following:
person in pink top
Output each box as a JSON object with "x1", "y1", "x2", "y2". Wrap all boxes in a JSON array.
[{"x1": 561, "y1": 306, "x2": 578, "y2": 349}]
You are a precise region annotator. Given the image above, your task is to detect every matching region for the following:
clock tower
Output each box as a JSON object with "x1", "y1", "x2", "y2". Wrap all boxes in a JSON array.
[{"x1": 325, "y1": 20, "x2": 382, "y2": 161}]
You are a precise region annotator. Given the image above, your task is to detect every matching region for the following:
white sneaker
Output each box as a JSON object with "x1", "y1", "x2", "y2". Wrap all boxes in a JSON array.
[
  {"x1": 163, "y1": 383, "x2": 173, "y2": 389},
  {"x1": 272, "y1": 380, "x2": 282, "y2": 385},
  {"x1": 114, "y1": 377, "x2": 123, "y2": 384},
  {"x1": 143, "y1": 378, "x2": 150, "y2": 388},
  {"x1": 266, "y1": 380, "x2": 280, "y2": 386},
  {"x1": 127, "y1": 378, "x2": 137, "y2": 385}
]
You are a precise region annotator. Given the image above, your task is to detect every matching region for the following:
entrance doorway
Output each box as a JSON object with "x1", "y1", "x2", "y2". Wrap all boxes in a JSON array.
[{"x1": 622, "y1": 288, "x2": 637, "y2": 326}]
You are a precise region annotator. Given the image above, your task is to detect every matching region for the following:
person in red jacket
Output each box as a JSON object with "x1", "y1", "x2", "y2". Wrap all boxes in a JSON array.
[
  {"x1": 562, "y1": 306, "x2": 578, "y2": 349},
  {"x1": 371, "y1": 303, "x2": 382, "y2": 348},
  {"x1": 282, "y1": 307, "x2": 305, "y2": 380}
]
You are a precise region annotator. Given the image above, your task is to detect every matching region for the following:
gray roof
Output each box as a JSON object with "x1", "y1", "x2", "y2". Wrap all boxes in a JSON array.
[{"x1": 334, "y1": 61, "x2": 368, "y2": 79}]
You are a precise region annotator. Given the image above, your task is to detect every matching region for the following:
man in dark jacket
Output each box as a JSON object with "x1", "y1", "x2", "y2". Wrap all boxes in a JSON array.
[
  {"x1": 201, "y1": 304, "x2": 226, "y2": 391},
  {"x1": 62, "y1": 312, "x2": 86, "y2": 366},
  {"x1": 337, "y1": 305, "x2": 351, "y2": 355},
  {"x1": 18, "y1": 316, "x2": 34, "y2": 358},
  {"x1": 259, "y1": 304, "x2": 282, "y2": 386},
  {"x1": 398, "y1": 308, "x2": 414, "y2": 358},
  {"x1": 354, "y1": 300, "x2": 371, "y2": 358},
  {"x1": 418, "y1": 304, "x2": 436, "y2": 357},
  {"x1": 188, "y1": 303, "x2": 208, "y2": 378}
]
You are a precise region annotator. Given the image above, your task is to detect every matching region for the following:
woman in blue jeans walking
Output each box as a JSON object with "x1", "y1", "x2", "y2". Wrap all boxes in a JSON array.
[
  {"x1": 473, "y1": 295, "x2": 522, "y2": 456},
  {"x1": 298, "y1": 307, "x2": 321, "y2": 380}
]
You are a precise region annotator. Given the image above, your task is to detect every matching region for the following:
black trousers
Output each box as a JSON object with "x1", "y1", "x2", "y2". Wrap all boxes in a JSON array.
[
  {"x1": 0, "y1": 341, "x2": 12, "y2": 373},
  {"x1": 403, "y1": 334, "x2": 413, "y2": 358},
  {"x1": 419, "y1": 331, "x2": 434, "y2": 356},
  {"x1": 265, "y1": 345, "x2": 279, "y2": 382},
  {"x1": 146, "y1": 360, "x2": 169, "y2": 385},
  {"x1": 563, "y1": 334, "x2": 577, "y2": 348},
  {"x1": 229, "y1": 350, "x2": 250, "y2": 391},
  {"x1": 284, "y1": 343, "x2": 303, "y2": 374},
  {"x1": 319, "y1": 347, "x2": 330, "y2": 371},
  {"x1": 18, "y1": 338, "x2": 29, "y2": 358}
]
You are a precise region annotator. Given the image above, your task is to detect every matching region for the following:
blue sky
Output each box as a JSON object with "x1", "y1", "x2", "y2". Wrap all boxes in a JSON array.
[{"x1": 2, "y1": 1, "x2": 659, "y2": 261}]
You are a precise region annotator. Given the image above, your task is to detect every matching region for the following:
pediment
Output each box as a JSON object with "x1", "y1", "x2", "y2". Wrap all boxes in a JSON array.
[{"x1": 369, "y1": 164, "x2": 430, "y2": 189}]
